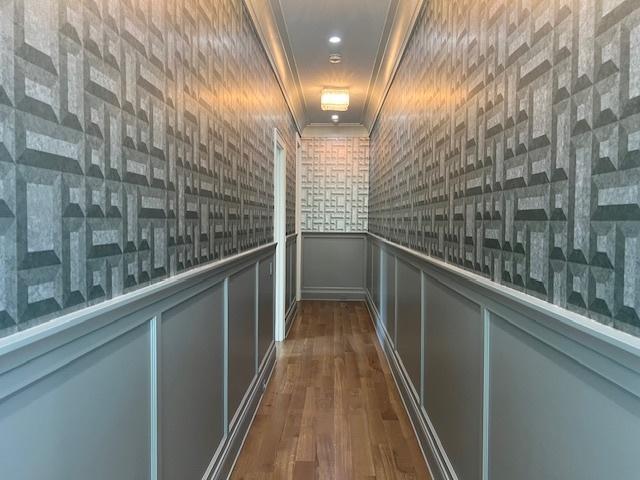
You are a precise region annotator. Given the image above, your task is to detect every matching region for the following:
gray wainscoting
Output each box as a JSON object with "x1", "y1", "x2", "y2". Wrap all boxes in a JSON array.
[
  {"x1": 381, "y1": 249, "x2": 396, "y2": 344},
  {"x1": 161, "y1": 285, "x2": 225, "y2": 480},
  {"x1": 0, "y1": 244, "x2": 278, "y2": 480},
  {"x1": 301, "y1": 232, "x2": 367, "y2": 300},
  {"x1": 371, "y1": 240, "x2": 381, "y2": 310},
  {"x1": 228, "y1": 265, "x2": 258, "y2": 426},
  {"x1": 285, "y1": 233, "x2": 298, "y2": 336},
  {"x1": 365, "y1": 233, "x2": 640, "y2": 480},
  {"x1": 395, "y1": 260, "x2": 422, "y2": 395},
  {"x1": 258, "y1": 257, "x2": 275, "y2": 365},
  {"x1": 0, "y1": 323, "x2": 152, "y2": 480}
]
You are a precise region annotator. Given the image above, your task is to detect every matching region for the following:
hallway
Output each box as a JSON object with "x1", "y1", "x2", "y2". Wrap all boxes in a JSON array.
[
  {"x1": 231, "y1": 301, "x2": 430, "y2": 480},
  {"x1": 2, "y1": 0, "x2": 640, "y2": 478}
]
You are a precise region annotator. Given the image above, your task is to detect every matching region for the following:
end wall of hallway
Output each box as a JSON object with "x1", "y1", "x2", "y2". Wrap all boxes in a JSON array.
[{"x1": 298, "y1": 136, "x2": 370, "y2": 301}]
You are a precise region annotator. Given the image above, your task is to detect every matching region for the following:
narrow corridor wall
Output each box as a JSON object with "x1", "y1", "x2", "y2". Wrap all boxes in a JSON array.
[
  {"x1": 369, "y1": 0, "x2": 640, "y2": 335},
  {"x1": 299, "y1": 136, "x2": 369, "y2": 300},
  {"x1": 0, "y1": 0, "x2": 297, "y2": 337}
]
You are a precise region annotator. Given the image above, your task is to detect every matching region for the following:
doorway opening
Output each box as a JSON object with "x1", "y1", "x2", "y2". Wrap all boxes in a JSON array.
[{"x1": 273, "y1": 129, "x2": 287, "y2": 342}]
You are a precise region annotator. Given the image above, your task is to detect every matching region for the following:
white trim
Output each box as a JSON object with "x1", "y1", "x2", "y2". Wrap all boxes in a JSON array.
[
  {"x1": 364, "y1": 0, "x2": 424, "y2": 132},
  {"x1": 243, "y1": 0, "x2": 423, "y2": 132},
  {"x1": 300, "y1": 288, "x2": 367, "y2": 301},
  {"x1": 201, "y1": 434, "x2": 227, "y2": 480},
  {"x1": 301, "y1": 230, "x2": 369, "y2": 235},
  {"x1": 367, "y1": 233, "x2": 640, "y2": 357},
  {"x1": 295, "y1": 135, "x2": 302, "y2": 301},
  {"x1": 364, "y1": 295, "x2": 439, "y2": 480},
  {"x1": 254, "y1": 261, "x2": 260, "y2": 374},
  {"x1": 420, "y1": 402, "x2": 459, "y2": 480},
  {"x1": 301, "y1": 124, "x2": 369, "y2": 138},
  {"x1": 273, "y1": 129, "x2": 287, "y2": 342},
  {"x1": 228, "y1": 372, "x2": 259, "y2": 431},
  {"x1": 150, "y1": 315, "x2": 160, "y2": 480},
  {"x1": 223, "y1": 278, "x2": 230, "y2": 434},
  {"x1": 420, "y1": 271, "x2": 426, "y2": 404},
  {"x1": 481, "y1": 308, "x2": 490, "y2": 480},
  {"x1": 284, "y1": 301, "x2": 298, "y2": 339},
  {"x1": 242, "y1": 0, "x2": 305, "y2": 132},
  {"x1": 0, "y1": 242, "x2": 276, "y2": 356},
  {"x1": 366, "y1": 235, "x2": 640, "y2": 480},
  {"x1": 214, "y1": 344, "x2": 277, "y2": 480}
]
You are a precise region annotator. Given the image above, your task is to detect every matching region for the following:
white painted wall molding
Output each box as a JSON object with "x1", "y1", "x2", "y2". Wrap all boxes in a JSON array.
[
  {"x1": 0, "y1": 243, "x2": 277, "y2": 371},
  {"x1": 301, "y1": 124, "x2": 370, "y2": 138},
  {"x1": 363, "y1": 0, "x2": 424, "y2": 132},
  {"x1": 368, "y1": 233, "x2": 640, "y2": 365},
  {"x1": 244, "y1": 0, "x2": 424, "y2": 133},
  {"x1": 0, "y1": 243, "x2": 278, "y2": 480},
  {"x1": 243, "y1": 0, "x2": 306, "y2": 132},
  {"x1": 366, "y1": 233, "x2": 640, "y2": 480}
]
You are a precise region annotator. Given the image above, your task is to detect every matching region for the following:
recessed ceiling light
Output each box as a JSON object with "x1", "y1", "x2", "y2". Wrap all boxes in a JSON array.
[
  {"x1": 331, "y1": 114, "x2": 339, "y2": 122},
  {"x1": 329, "y1": 53, "x2": 342, "y2": 64},
  {"x1": 329, "y1": 36, "x2": 341, "y2": 44}
]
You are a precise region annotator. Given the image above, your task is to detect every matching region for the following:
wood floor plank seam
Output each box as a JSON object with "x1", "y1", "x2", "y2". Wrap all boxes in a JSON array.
[{"x1": 231, "y1": 300, "x2": 431, "y2": 480}]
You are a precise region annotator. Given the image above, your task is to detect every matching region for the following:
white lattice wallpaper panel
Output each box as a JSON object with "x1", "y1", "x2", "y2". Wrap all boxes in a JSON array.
[{"x1": 300, "y1": 137, "x2": 369, "y2": 232}]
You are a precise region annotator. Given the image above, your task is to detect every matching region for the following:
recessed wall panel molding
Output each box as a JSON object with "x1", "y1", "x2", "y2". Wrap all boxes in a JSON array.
[
  {"x1": 366, "y1": 234, "x2": 640, "y2": 480},
  {"x1": 0, "y1": 0, "x2": 297, "y2": 337},
  {"x1": 161, "y1": 284, "x2": 225, "y2": 480},
  {"x1": 369, "y1": 0, "x2": 640, "y2": 336},
  {"x1": 301, "y1": 137, "x2": 369, "y2": 232}
]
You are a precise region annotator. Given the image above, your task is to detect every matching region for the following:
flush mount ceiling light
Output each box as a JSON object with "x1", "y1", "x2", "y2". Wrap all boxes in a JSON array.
[
  {"x1": 329, "y1": 53, "x2": 342, "y2": 64},
  {"x1": 331, "y1": 114, "x2": 339, "y2": 122},
  {"x1": 321, "y1": 88, "x2": 349, "y2": 111},
  {"x1": 329, "y1": 36, "x2": 342, "y2": 44}
]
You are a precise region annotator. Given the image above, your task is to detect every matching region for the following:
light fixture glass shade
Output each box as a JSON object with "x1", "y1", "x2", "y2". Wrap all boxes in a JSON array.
[{"x1": 321, "y1": 88, "x2": 349, "y2": 111}]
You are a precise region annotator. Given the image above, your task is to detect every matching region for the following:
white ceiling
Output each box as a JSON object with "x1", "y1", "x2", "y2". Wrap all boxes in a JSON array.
[
  {"x1": 276, "y1": 0, "x2": 393, "y2": 125},
  {"x1": 245, "y1": 0, "x2": 422, "y2": 132}
]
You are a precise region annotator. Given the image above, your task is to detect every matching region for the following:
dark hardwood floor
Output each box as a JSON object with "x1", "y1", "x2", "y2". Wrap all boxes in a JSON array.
[{"x1": 231, "y1": 300, "x2": 431, "y2": 480}]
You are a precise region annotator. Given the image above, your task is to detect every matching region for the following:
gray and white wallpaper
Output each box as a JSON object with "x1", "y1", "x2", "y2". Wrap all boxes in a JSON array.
[
  {"x1": 301, "y1": 137, "x2": 369, "y2": 232},
  {"x1": 0, "y1": 0, "x2": 297, "y2": 337},
  {"x1": 369, "y1": 0, "x2": 640, "y2": 335}
]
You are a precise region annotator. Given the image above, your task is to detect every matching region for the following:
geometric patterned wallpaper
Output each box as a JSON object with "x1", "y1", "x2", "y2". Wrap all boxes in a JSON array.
[
  {"x1": 0, "y1": 0, "x2": 297, "y2": 337},
  {"x1": 300, "y1": 137, "x2": 368, "y2": 232},
  {"x1": 369, "y1": 0, "x2": 640, "y2": 336}
]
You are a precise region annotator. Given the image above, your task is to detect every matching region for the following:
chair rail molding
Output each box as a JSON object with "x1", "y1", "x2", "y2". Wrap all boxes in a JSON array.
[
  {"x1": 0, "y1": 244, "x2": 278, "y2": 480},
  {"x1": 365, "y1": 233, "x2": 640, "y2": 480}
]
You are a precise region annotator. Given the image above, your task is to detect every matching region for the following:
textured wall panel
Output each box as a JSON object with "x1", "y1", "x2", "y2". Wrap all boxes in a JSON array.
[
  {"x1": 369, "y1": 0, "x2": 640, "y2": 335},
  {"x1": 0, "y1": 0, "x2": 297, "y2": 337},
  {"x1": 301, "y1": 137, "x2": 369, "y2": 232}
]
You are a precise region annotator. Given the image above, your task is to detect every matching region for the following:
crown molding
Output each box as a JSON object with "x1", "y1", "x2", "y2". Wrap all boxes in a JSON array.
[
  {"x1": 302, "y1": 124, "x2": 369, "y2": 138},
  {"x1": 363, "y1": 0, "x2": 424, "y2": 134},
  {"x1": 244, "y1": 0, "x2": 423, "y2": 136},
  {"x1": 244, "y1": 0, "x2": 307, "y2": 133}
]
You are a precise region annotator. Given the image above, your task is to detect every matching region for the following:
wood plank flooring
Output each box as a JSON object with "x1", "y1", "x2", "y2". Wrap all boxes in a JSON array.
[{"x1": 231, "y1": 300, "x2": 431, "y2": 480}]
